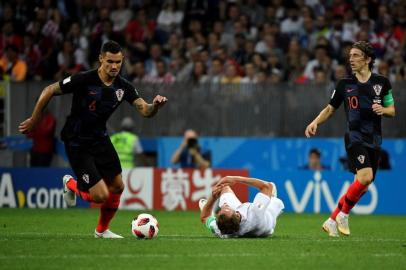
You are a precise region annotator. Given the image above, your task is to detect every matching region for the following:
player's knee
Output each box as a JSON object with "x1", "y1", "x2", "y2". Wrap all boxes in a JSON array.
[
  {"x1": 92, "y1": 190, "x2": 110, "y2": 203},
  {"x1": 108, "y1": 182, "x2": 124, "y2": 194},
  {"x1": 114, "y1": 183, "x2": 125, "y2": 194},
  {"x1": 357, "y1": 170, "x2": 373, "y2": 185}
]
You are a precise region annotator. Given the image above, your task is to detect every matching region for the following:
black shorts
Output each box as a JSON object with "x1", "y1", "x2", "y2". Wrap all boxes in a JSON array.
[
  {"x1": 346, "y1": 144, "x2": 380, "y2": 179},
  {"x1": 65, "y1": 138, "x2": 122, "y2": 191}
]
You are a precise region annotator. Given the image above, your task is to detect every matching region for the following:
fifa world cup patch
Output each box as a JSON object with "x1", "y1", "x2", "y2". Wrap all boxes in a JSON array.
[
  {"x1": 373, "y1": 84, "x2": 382, "y2": 96},
  {"x1": 115, "y1": 89, "x2": 124, "y2": 101},
  {"x1": 357, "y1": 155, "x2": 365, "y2": 164},
  {"x1": 63, "y1": 76, "x2": 71, "y2": 84},
  {"x1": 82, "y1": 174, "x2": 90, "y2": 184}
]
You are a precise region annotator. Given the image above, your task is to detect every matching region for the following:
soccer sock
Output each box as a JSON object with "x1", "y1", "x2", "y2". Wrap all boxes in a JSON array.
[
  {"x1": 341, "y1": 180, "x2": 368, "y2": 214},
  {"x1": 330, "y1": 194, "x2": 345, "y2": 220},
  {"x1": 96, "y1": 192, "x2": 122, "y2": 233},
  {"x1": 66, "y1": 178, "x2": 93, "y2": 202}
]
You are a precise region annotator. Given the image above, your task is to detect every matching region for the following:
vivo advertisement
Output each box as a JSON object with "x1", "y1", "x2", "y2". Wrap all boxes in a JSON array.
[{"x1": 1, "y1": 168, "x2": 405, "y2": 214}]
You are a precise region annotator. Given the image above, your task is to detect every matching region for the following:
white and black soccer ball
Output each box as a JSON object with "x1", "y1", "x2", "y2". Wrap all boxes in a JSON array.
[{"x1": 131, "y1": 213, "x2": 159, "y2": 239}]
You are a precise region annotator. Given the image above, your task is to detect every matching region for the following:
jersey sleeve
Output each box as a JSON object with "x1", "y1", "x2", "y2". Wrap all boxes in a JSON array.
[
  {"x1": 59, "y1": 72, "x2": 86, "y2": 94},
  {"x1": 204, "y1": 216, "x2": 227, "y2": 238},
  {"x1": 382, "y1": 77, "x2": 395, "y2": 107},
  {"x1": 121, "y1": 78, "x2": 140, "y2": 104},
  {"x1": 329, "y1": 80, "x2": 345, "y2": 109}
]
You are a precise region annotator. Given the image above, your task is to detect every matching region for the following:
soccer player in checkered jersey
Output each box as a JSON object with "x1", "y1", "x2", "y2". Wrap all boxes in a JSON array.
[
  {"x1": 19, "y1": 41, "x2": 168, "y2": 238},
  {"x1": 305, "y1": 41, "x2": 396, "y2": 237}
]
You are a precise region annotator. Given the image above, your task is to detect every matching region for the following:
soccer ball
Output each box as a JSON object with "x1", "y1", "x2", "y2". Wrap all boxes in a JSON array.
[{"x1": 131, "y1": 213, "x2": 159, "y2": 239}]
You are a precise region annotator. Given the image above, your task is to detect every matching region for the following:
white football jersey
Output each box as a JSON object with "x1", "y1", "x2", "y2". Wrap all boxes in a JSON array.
[{"x1": 205, "y1": 192, "x2": 284, "y2": 238}]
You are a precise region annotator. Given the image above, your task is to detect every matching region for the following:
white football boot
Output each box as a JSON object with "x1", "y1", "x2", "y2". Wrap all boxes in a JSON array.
[
  {"x1": 322, "y1": 218, "x2": 339, "y2": 237},
  {"x1": 336, "y1": 212, "x2": 350, "y2": 236},
  {"x1": 62, "y1": 175, "x2": 76, "y2": 207},
  {"x1": 94, "y1": 229, "x2": 124, "y2": 239},
  {"x1": 199, "y1": 198, "x2": 207, "y2": 211}
]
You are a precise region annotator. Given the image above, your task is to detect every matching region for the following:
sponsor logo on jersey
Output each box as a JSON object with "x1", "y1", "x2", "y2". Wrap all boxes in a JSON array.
[
  {"x1": 357, "y1": 155, "x2": 365, "y2": 164},
  {"x1": 116, "y1": 89, "x2": 124, "y2": 101},
  {"x1": 63, "y1": 76, "x2": 71, "y2": 84},
  {"x1": 89, "y1": 90, "x2": 97, "y2": 95},
  {"x1": 346, "y1": 88, "x2": 355, "y2": 93},
  {"x1": 82, "y1": 174, "x2": 90, "y2": 184},
  {"x1": 373, "y1": 84, "x2": 382, "y2": 95}
]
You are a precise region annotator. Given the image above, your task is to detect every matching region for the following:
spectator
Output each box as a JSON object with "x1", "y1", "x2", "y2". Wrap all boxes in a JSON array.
[
  {"x1": 145, "y1": 44, "x2": 167, "y2": 76},
  {"x1": 280, "y1": 5, "x2": 303, "y2": 36},
  {"x1": 241, "y1": 62, "x2": 257, "y2": 83},
  {"x1": 89, "y1": 19, "x2": 123, "y2": 65},
  {"x1": 27, "y1": 108, "x2": 56, "y2": 167},
  {"x1": 301, "y1": 148, "x2": 331, "y2": 171},
  {"x1": 110, "y1": 117, "x2": 145, "y2": 169},
  {"x1": 125, "y1": 8, "x2": 156, "y2": 55},
  {"x1": 304, "y1": 45, "x2": 337, "y2": 81},
  {"x1": 131, "y1": 61, "x2": 149, "y2": 84},
  {"x1": 389, "y1": 51, "x2": 406, "y2": 82},
  {"x1": 110, "y1": 0, "x2": 133, "y2": 33},
  {"x1": 207, "y1": 58, "x2": 224, "y2": 84},
  {"x1": 242, "y1": 0, "x2": 265, "y2": 27},
  {"x1": 66, "y1": 21, "x2": 89, "y2": 55},
  {"x1": 171, "y1": 129, "x2": 210, "y2": 169},
  {"x1": 0, "y1": 21, "x2": 23, "y2": 56},
  {"x1": 54, "y1": 40, "x2": 86, "y2": 80},
  {"x1": 0, "y1": 44, "x2": 27, "y2": 81},
  {"x1": 221, "y1": 63, "x2": 242, "y2": 84},
  {"x1": 332, "y1": 64, "x2": 347, "y2": 82},
  {"x1": 21, "y1": 34, "x2": 42, "y2": 80},
  {"x1": 269, "y1": 67, "x2": 283, "y2": 84},
  {"x1": 147, "y1": 59, "x2": 175, "y2": 84},
  {"x1": 191, "y1": 60, "x2": 209, "y2": 84},
  {"x1": 157, "y1": 0, "x2": 184, "y2": 42},
  {"x1": 314, "y1": 67, "x2": 328, "y2": 84}
]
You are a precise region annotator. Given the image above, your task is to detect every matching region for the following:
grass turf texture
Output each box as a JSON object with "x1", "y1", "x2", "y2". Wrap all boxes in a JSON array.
[{"x1": 0, "y1": 209, "x2": 405, "y2": 270}]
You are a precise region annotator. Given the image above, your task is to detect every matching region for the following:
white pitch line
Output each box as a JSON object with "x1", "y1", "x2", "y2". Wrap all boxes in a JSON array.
[{"x1": 0, "y1": 252, "x2": 404, "y2": 260}]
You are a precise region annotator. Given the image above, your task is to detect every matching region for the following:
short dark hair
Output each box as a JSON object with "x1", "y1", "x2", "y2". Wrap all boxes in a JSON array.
[
  {"x1": 100, "y1": 40, "x2": 122, "y2": 54},
  {"x1": 352, "y1": 41, "x2": 375, "y2": 70},
  {"x1": 216, "y1": 213, "x2": 240, "y2": 235},
  {"x1": 310, "y1": 148, "x2": 321, "y2": 157}
]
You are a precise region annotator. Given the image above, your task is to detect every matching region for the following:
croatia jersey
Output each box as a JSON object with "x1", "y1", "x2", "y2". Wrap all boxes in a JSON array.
[
  {"x1": 59, "y1": 69, "x2": 140, "y2": 144},
  {"x1": 329, "y1": 73, "x2": 395, "y2": 149}
]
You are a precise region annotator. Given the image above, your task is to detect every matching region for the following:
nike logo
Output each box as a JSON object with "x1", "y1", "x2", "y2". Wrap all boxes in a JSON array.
[
  {"x1": 346, "y1": 88, "x2": 355, "y2": 93},
  {"x1": 89, "y1": 91, "x2": 98, "y2": 95}
]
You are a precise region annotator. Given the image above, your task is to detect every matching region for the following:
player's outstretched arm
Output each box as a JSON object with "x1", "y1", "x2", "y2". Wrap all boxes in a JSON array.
[
  {"x1": 305, "y1": 104, "x2": 336, "y2": 138},
  {"x1": 133, "y1": 95, "x2": 168, "y2": 118},
  {"x1": 216, "y1": 176, "x2": 273, "y2": 196},
  {"x1": 19, "y1": 82, "x2": 61, "y2": 134},
  {"x1": 200, "y1": 185, "x2": 222, "y2": 224}
]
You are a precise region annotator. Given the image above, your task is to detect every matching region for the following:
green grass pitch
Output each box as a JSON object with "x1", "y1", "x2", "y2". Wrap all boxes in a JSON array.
[{"x1": 1, "y1": 208, "x2": 405, "y2": 270}]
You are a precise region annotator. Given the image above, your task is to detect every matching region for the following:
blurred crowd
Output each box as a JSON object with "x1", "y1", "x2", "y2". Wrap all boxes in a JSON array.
[{"x1": 1, "y1": 0, "x2": 406, "y2": 85}]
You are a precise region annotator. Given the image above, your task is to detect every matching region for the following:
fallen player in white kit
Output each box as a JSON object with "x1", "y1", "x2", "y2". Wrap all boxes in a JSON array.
[{"x1": 199, "y1": 176, "x2": 284, "y2": 238}]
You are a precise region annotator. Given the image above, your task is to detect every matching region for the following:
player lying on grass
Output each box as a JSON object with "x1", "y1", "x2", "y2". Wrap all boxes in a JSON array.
[{"x1": 199, "y1": 176, "x2": 284, "y2": 238}]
